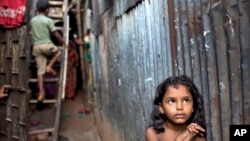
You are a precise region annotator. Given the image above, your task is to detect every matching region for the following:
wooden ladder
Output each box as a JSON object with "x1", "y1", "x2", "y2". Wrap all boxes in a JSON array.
[{"x1": 28, "y1": 0, "x2": 69, "y2": 140}]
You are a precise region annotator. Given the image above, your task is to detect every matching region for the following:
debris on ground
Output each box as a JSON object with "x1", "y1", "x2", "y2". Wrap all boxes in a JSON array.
[{"x1": 77, "y1": 107, "x2": 90, "y2": 114}]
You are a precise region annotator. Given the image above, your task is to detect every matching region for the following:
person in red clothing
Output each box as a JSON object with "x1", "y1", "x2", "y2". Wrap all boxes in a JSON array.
[{"x1": 65, "y1": 41, "x2": 79, "y2": 100}]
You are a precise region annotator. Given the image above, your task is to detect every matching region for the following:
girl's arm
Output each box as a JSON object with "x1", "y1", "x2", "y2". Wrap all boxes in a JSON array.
[{"x1": 145, "y1": 127, "x2": 159, "y2": 141}]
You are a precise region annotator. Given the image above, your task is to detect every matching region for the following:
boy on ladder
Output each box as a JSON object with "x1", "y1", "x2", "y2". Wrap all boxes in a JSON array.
[{"x1": 30, "y1": 0, "x2": 67, "y2": 102}]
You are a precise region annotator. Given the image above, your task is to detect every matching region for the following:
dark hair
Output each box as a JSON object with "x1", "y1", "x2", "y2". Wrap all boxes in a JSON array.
[
  {"x1": 150, "y1": 75, "x2": 206, "y2": 136},
  {"x1": 37, "y1": 0, "x2": 50, "y2": 12}
]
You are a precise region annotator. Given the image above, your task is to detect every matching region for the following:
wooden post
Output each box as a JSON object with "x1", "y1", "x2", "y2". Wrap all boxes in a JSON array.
[{"x1": 76, "y1": 0, "x2": 86, "y2": 90}]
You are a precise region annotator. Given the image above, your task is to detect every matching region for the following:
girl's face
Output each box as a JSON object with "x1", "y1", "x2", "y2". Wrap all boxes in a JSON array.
[{"x1": 159, "y1": 84, "x2": 194, "y2": 125}]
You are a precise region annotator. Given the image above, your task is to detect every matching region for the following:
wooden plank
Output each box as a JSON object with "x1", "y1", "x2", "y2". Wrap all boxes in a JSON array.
[
  {"x1": 55, "y1": 26, "x2": 63, "y2": 31},
  {"x1": 29, "y1": 99, "x2": 57, "y2": 104},
  {"x1": 48, "y1": 0, "x2": 64, "y2": 5},
  {"x1": 28, "y1": 78, "x2": 59, "y2": 83},
  {"x1": 29, "y1": 128, "x2": 55, "y2": 135},
  {"x1": 48, "y1": 13, "x2": 64, "y2": 19},
  {"x1": 53, "y1": 19, "x2": 63, "y2": 24}
]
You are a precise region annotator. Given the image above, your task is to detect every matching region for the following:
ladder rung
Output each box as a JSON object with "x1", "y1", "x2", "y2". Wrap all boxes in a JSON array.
[
  {"x1": 29, "y1": 60, "x2": 60, "y2": 64},
  {"x1": 53, "y1": 19, "x2": 63, "y2": 23},
  {"x1": 55, "y1": 26, "x2": 63, "y2": 31},
  {"x1": 29, "y1": 128, "x2": 55, "y2": 135},
  {"x1": 48, "y1": 13, "x2": 63, "y2": 19},
  {"x1": 71, "y1": 8, "x2": 85, "y2": 13},
  {"x1": 48, "y1": 1, "x2": 64, "y2": 5},
  {"x1": 30, "y1": 99, "x2": 57, "y2": 104},
  {"x1": 29, "y1": 78, "x2": 59, "y2": 83}
]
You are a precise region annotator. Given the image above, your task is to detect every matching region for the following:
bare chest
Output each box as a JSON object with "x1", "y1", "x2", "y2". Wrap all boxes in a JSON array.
[{"x1": 157, "y1": 132, "x2": 176, "y2": 141}]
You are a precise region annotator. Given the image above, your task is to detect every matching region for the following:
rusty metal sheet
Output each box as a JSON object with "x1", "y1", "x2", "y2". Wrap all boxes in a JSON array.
[
  {"x1": 224, "y1": 0, "x2": 243, "y2": 125},
  {"x1": 98, "y1": 0, "x2": 113, "y2": 15},
  {"x1": 174, "y1": 0, "x2": 185, "y2": 75},
  {"x1": 203, "y1": 15, "x2": 222, "y2": 141},
  {"x1": 92, "y1": 1, "x2": 250, "y2": 141},
  {"x1": 188, "y1": 0, "x2": 202, "y2": 89},
  {"x1": 211, "y1": 1, "x2": 231, "y2": 141},
  {"x1": 239, "y1": 0, "x2": 250, "y2": 124},
  {"x1": 91, "y1": 0, "x2": 101, "y2": 36},
  {"x1": 114, "y1": 0, "x2": 143, "y2": 16},
  {"x1": 168, "y1": 0, "x2": 177, "y2": 75}
]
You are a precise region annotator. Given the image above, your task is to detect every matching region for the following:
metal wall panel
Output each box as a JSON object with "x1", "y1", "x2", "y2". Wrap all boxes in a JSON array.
[
  {"x1": 91, "y1": 0, "x2": 101, "y2": 36},
  {"x1": 114, "y1": 0, "x2": 143, "y2": 17},
  {"x1": 98, "y1": 0, "x2": 113, "y2": 15},
  {"x1": 91, "y1": 0, "x2": 250, "y2": 141}
]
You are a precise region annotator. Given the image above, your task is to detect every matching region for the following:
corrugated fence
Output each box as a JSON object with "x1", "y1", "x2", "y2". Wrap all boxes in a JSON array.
[{"x1": 91, "y1": 0, "x2": 250, "y2": 141}]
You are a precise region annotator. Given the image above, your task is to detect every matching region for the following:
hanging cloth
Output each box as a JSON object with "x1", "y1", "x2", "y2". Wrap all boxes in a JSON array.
[{"x1": 0, "y1": 0, "x2": 26, "y2": 28}]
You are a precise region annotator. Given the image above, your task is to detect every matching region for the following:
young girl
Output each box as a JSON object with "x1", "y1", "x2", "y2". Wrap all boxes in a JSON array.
[{"x1": 146, "y1": 75, "x2": 206, "y2": 141}]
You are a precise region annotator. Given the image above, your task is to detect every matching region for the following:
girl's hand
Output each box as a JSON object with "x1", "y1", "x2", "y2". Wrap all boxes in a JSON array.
[{"x1": 175, "y1": 123, "x2": 206, "y2": 141}]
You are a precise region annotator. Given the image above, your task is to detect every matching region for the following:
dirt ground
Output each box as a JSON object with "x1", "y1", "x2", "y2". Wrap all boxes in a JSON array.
[
  {"x1": 29, "y1": 90, "x2": 101, "y2": 141},
  {"x1": 59, "y1": 90, "x2": 102, "y2": 141}
]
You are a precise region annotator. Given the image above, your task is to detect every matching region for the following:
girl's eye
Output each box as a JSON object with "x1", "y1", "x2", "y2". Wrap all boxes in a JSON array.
[
  {"x1": 168, "y1": 99, "x2": 175, "y2": 104},
  {"x1": 184, "y1": 99, "x2": 190, "y2": 103}
]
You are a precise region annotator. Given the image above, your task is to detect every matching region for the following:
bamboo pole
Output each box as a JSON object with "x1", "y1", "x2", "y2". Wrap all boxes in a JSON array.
[
  {"x1": 76, "y1": 0, "x2": 86, "y2": 90},
  {"x1": 82, "y1": 0, "x2": 90, "y2": 99}
]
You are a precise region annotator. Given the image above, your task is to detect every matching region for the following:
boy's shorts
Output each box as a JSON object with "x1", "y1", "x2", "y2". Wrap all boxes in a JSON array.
[{"x1": 32, "y1": 43, "x2": 61, "y2": 75}]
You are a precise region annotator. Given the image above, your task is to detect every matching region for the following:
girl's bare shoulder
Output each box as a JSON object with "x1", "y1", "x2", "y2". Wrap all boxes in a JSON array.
[{"x1": 145, "y1": 127, "x2": 159, "y2": 141}]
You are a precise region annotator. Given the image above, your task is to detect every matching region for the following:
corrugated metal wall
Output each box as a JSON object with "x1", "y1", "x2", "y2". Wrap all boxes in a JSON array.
[{"x1": 91, "y1": 0, "x2": 250, "y2": 141}]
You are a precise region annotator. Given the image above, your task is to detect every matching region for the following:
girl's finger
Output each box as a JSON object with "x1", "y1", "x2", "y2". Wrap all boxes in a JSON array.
[
  {"x1": 193, "y1": 125, "x2": 205, "y2": 132},
  {"x1": 187, "y1": 127, "x2": 199, "y2": 137},
  {"x1": 198, "y1": 132, "x2": 204, "y2": 137},
  {"x1": 0, "y1": 94, "x2": 7, "y2": 98},
  {"x1": 189, "y1": 123, "x2": 206, "y2": 132}
]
